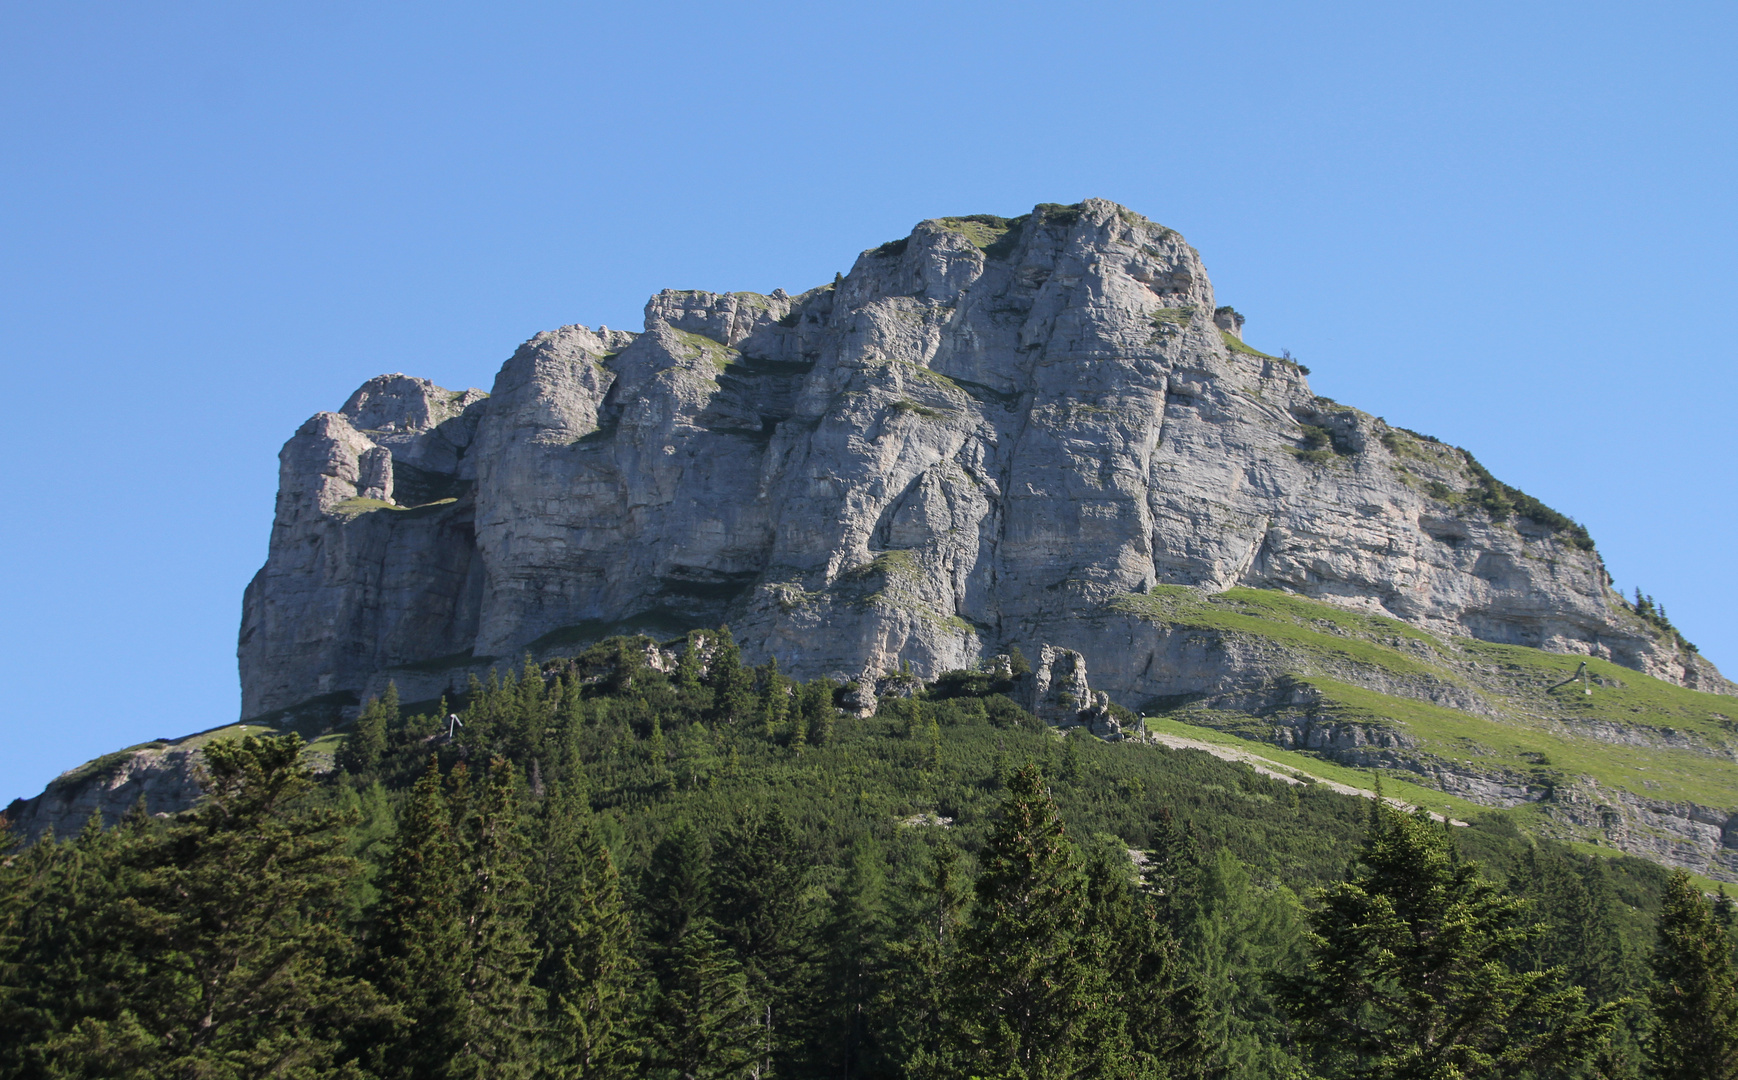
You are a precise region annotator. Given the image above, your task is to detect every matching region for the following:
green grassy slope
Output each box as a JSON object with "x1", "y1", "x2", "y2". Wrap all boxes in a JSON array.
[{"x1": 1115, "y1": 586, "x2": 1738, "y2": 874}]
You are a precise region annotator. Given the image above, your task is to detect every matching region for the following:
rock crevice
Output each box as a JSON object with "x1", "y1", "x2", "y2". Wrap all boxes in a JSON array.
[{"x1": 239, "y1": 200, "x2": 1727, "y2": 718}]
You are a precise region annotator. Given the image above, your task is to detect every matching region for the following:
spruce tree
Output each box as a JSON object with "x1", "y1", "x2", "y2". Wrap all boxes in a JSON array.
[
  {"x1": 533, "y1": 779, "x2": 639, "y2": 1079},
  {"x1": 641, "y1": 822, "x2": 713, "y2": 973},
  {"x1": 675, "y1": 630, "x2": 706, "y2": 694},
  {"x1": 339, "y1": 691, "x2": 390, "y2": 778},
  {"x1": 1277, "y1": 805, "x2": 1619, "y2": 1079},
  {"x1": 802, "y1": 678, "x2": 837, "y2": 748},
  {"x1": 0, "y1": 815, "x2": 129, "y2": 1079},
  {"x1": 373, "y1": 759, "x2": 469, "y2": 1079},
  {"x1": 640, "y1": 822, "x2": 758, "y2": 1078},
  {"x1": 643, "y1": 923, "x2": 758, "y2": 1080},
  {"x1": 1083, "y1": 836, "x2": 1212, "y2": 1079},
  {"x1": 947, "y1": 763, "x2": 1112, "y2": 1078},
  {"x1": 450, "y1": 758, "x2": 544, "y2": 1079},
  {"x1": 714, "y1": 805, "x2": 818, "y2": 1074},
  {"x1": 336, "y1": 779, "x2": 397, "y2": 921},
  {"x1": 44, "y1": 734, "x2": 390, "y2": 1079},
  {"x1": 676, "y1": 722, "x2": 717, "y2": 789},
  {"x1": 760, "y1": 657, "x2": 789, "y2": 741},
  {"x1": 709, "y1": 626, "x2": 755, "y2": 725},
  {"x1": 1648, "y1": 869, "x2": 1738, "y2": 1080},
  {"x1": 820, "y1": 835, "x2": 896, "y2": 1078},
  {"x1": 885, "y1": 838, "x2": 970, "y2": 1080},
  {"x1": 647, "y1": 718, "x2": 673, "y2": 793},
  {"x1": 1172, "y1": 847, "x2": 1296, "y2": 1079}
]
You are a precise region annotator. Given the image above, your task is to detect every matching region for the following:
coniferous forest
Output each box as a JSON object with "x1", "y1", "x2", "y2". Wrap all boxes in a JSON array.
[{"x1": 4, "y1": 629, "x2": 1738, "y2": 1080}]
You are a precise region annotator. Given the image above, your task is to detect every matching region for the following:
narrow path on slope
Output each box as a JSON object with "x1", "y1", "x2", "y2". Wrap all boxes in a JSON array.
[{"x1": 1141, "y1": 729, "x2": 1468, "y2": 825}]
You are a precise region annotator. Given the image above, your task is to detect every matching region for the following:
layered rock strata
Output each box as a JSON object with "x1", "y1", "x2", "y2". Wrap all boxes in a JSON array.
[{"x1": 240, "y1": 199, "x2": 1726, "y2": 721}]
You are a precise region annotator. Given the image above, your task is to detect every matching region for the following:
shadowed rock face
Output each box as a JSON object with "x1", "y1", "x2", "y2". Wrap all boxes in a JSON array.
[{"x1": 238, "y1": 199, "x2": 1728, "y2": 718}]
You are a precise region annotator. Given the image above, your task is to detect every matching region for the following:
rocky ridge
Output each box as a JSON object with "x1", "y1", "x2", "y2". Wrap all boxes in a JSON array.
[
  {"x1": 25, "y1": 198, "x2": 1730, "y2": 870},
  {"x1": 240, "y1": 200, "x2": 1724, "y2": 724}
]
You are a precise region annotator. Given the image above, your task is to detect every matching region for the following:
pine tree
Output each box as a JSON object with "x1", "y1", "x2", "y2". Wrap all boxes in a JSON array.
[
  {"x1": 1648, "y1": 869, "x2": 1738, "y2": 1080},
  {"x1": 0, "y1": 815, "x2": 130, "y2": 1079},
  {"x1": 373, "y1": 759, "x2": 469, "y2": 1079},
  {"x1": 709, "y1": 626, "x2": 755, "y2": 726},
  {"x1": 1277, "y1": 805, "x2": 1619, "y2": 1079},
  {"x1": 339, "y1": 691, "x2": 390, "y2": 778},
  {"x1": 821, "y1": 836, "x2": 896, "y2": 1078},
  {"x1": 885, "y1": 838, "x2": 970, "y2": 1080},
  {"x1": 714, "y1": 805, "x2": 818, "y2": 1074},
  {"x1": 760, "y1": 657, "x2": 789, "y2": 741},
  {"x1": 947, "y1": 763, "x2": 1112, "y2": 1078},
  {"x1": 677, "y1": 722, "x2": 717, "y2": 789},
  {"x1": 44, "y1": 734, "x2": 391, "y2": 1079},
  {"x1": 803, "y1": 678, "x2": 837, "y2": 748},
  {"x1": 336, "y1": 779, "x2": 397, "y2": 921},
  {"x1": 644, "y1": 923, "x2": 758, "y2": 1080},
  {"x1": 1173, "y1": 847, "x2": 1298, "y2": 1079},
  {"x1": 642, "y1": 822, "x2": 713, "y2": 970},
  {"x1": 450, "y1": 758, "x2": 544, "y2": 1079},
  {"x1": 647, "y1": 718, "x2": 673, "y2": 793},
  {"x1": 675, "y1": 630, "x2": 706, "y2": 694},
  {"x1": 640, "y1": 822, "x2": 758, "y2": 1079},
  {"x1": 533, "y1": 780, "x2": 639, "y2": 1079}
]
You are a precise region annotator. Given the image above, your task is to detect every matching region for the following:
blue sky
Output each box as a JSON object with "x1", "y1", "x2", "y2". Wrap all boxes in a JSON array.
[{"x1": 2, "y1": 1, "x2": 1734, "y2": 803}]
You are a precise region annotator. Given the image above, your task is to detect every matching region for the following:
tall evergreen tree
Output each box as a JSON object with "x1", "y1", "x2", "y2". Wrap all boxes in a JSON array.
[
  {"x1": 1176, "y1": 847, "x2": 1300, "y2": 1080},
  {"x1": 450, "y1": 758, "x2": 544, "y2": 1079},
  {"x1": 0, "y1": 815, "x2": 129, "y2": 1080},
  {"x1": 338, "y1": 685, "x2": 394, "y2": 778},
  {"x1": 760, "y1": 657, "x2": 789, "y2": 741},
  {"x1": 44, "y1": 734, "x2": 390, "y2": 1079},
  {"x1": 947, "y1": 763, "x2": 1114, "y2": 1078},
  {"x1": 1648, "y1": 869, "x2": 1738, "y2": 1080},
  {"x1": 336, "y1": 779, "x2": 397, "y2": 922},
  {"x1": 643, "y1": 923, "x2": 758, "y2": 1080},
  {"x1": 709, "y1": 626, "x2": 755, "y2": 726},
  {"x1": 820, "y1": 835, "x2": 896, "y2": 1078},
  {"x1": 714, "y1": 805, "x2": 818, "y2": 1075},
  {"x1": 373, "y1": 759, "x2": 469, "y2": 1080},
  {"x1": 675, "y1": 630, "x2": 706, "y2": 694},
  {"x1": 641, "y1": 822, "x2": 712, "y2": 967},
  {"x1": 533, "y1": 779, "x2": 639, "y2": 1079},
  {"x1": 1277, "y1": 805, "x2": 1619, "y2": 1079},
  {"x1": 639, "y1": 822, "x2": 758, "y2": 1079},
  {"x1": 1082, "y1": 836, "x2": 1211, "y2": 1079},
  {"x1": 885, "y1": 838, "x2": 970, "y2": 1080},
  {"x1": 802, "y1": 678, "x2": 837, "y2": 748}
]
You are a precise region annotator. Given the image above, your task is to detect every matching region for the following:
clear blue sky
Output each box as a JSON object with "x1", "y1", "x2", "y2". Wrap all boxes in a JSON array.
[{"x1": 3, "y1": 1, "x2": 1734, "y2": 804}]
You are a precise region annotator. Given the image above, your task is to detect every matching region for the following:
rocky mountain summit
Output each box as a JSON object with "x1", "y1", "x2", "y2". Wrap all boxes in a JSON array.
[
  {"x1": 241, "y1": 198, "x2": 1724, "y2": 718},
  {"x1": 143, "y1": 196, "x2": 1738, "y2": 878}
]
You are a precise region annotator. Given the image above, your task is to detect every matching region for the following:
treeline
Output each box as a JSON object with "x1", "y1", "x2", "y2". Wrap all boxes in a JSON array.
[{"x1": 0, "y1": 629, "x2": 1729, "y2": 1079}]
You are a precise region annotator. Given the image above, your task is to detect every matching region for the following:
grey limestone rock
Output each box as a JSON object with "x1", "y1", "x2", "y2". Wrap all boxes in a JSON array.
[
  {"x1": 239, "y1": 199, "x2": 1731, "y2": 721},
  {"x1": 5, "y1": 740, "x2": 207, "y2": 841}
]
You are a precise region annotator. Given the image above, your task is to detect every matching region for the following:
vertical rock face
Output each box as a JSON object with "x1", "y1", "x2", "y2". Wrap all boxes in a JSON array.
[{"x1": 239, "y1": 200, "x2": 1728, "y2": 718}]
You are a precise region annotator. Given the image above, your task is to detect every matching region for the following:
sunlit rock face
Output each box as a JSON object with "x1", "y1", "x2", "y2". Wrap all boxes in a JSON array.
[{"x1": 239, "y1": 199, "x2": 1725, "y2": 718}]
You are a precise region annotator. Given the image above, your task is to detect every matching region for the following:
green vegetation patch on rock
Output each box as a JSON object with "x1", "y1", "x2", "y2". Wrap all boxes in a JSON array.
[
  {"x1": 671, "y1": 328, "x2": 737, "y2": 371},
  {"x1": 1222, "y1": 329, "x2": 1278, "y2": 360},
  {"x1": 1110, "y1": 586, "x2": 1452, "y2": 681}
]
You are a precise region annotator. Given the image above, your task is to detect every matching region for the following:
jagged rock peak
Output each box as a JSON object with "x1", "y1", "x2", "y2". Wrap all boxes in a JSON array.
[{"x1": 239, "y1": 198, "x2": 1728, "y2": 722}]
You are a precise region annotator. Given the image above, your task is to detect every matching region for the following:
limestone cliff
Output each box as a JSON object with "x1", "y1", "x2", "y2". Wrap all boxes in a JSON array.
[{"x1": 240, "y1": 199, "x2": 1728, "y2": 722}]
